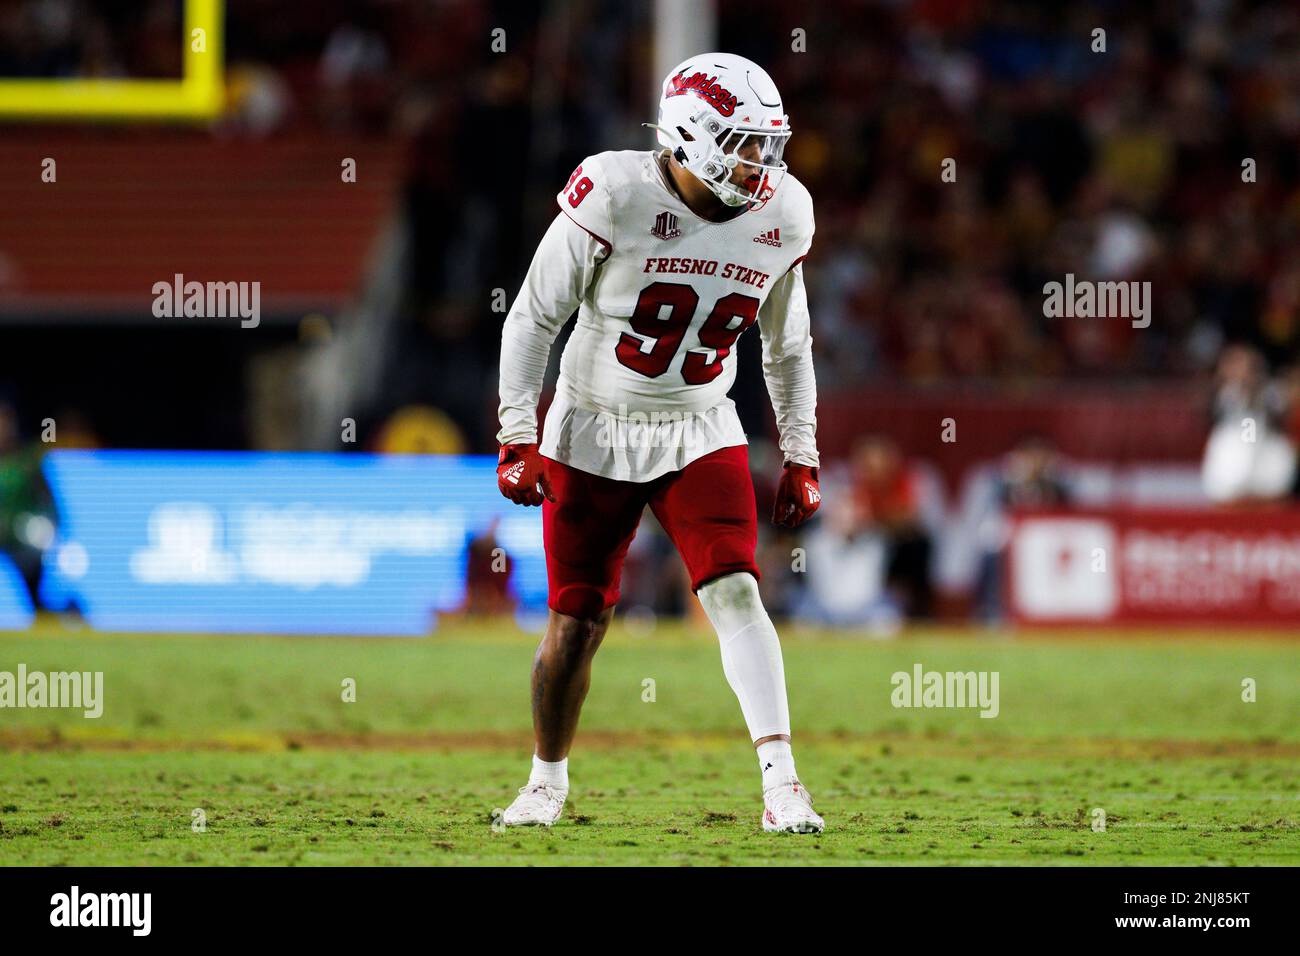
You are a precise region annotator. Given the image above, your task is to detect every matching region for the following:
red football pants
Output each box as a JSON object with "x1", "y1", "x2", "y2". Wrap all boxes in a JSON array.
[{"x1": 541, "y1": 445, "x2": 760, "y2": 619}]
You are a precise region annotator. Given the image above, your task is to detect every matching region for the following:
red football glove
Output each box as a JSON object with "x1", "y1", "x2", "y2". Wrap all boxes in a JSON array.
[
  {"x1": 772, "y1": 462, "x2": 821, "y2": 528},
  {"x1": 497, "y1": 443, "x2": 554, "y2": 506}
]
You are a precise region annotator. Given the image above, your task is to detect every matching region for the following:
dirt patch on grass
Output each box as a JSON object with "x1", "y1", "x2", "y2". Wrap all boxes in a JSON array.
[{"x1": 1, "y1": 727, "x2": 1295, "y2": 758}]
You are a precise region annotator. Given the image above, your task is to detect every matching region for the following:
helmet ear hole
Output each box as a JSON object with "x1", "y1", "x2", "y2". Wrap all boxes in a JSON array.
[{"x1": 673, "y1": 147, "x2": 688, "y2": 164}]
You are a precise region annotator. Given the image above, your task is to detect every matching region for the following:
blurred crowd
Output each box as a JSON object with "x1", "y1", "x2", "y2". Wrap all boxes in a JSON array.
[
  {"x1": 0, "y1": 0, "x2": 181, "y2": 79},
  {"x1": 9, "y1": 1, "x2": 1300, "y2": 396},
  {"x1": 728, "y1": 0, "x2": 1300, "y2": 388}
]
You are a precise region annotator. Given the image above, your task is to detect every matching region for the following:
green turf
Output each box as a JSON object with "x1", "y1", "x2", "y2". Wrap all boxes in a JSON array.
[{"x1": 1, "y1": 621, "x2": 1298, "y2": 865}]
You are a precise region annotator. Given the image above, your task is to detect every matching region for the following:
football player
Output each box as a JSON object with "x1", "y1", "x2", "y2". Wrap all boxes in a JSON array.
[{"x1": 495, "y1": 52, "x2": 823, "y2": 832}]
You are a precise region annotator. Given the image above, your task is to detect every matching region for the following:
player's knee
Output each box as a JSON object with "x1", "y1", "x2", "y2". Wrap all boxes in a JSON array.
[
  {"x1": 548, "y1": 607, "x2": 611, "y2": 659},
  {"x1": 698, "y1": 570, "x2": 762, "y2": 614}
]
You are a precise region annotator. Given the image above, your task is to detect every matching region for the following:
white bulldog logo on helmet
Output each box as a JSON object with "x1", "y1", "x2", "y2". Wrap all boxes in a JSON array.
[{"x1": 647, "y1": 52, "x2": 791, "y2": 210}]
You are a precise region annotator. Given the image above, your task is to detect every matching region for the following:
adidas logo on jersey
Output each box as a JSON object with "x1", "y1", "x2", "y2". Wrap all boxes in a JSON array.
[
  {"x1": 753, "y1": 227, "x2": 781, "y2": 247},
  {"x1": 651, "y1": 211, "x2": 681, "y2": 241}
]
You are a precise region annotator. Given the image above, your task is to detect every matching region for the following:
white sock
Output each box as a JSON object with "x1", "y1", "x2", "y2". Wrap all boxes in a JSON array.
[
  {"x1": 529, "y1": 755, "x2": 569, "y2": 791},
  {"x1": 756, "y1": 739, "x2": 797, "y2": 788},
  {"x1": 697, "y1": 572, "x2": 791, "y2": 742}
]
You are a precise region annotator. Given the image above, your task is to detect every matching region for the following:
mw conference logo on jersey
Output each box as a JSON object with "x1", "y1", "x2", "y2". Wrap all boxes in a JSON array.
[{"x1": 651, "y1": 211, "x2": 682, "y2": 241}]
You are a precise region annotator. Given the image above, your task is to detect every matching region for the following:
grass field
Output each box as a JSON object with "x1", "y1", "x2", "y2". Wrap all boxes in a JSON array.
[{"x1": 1, "y1": 620, "x2": 1298, "y2": 865}]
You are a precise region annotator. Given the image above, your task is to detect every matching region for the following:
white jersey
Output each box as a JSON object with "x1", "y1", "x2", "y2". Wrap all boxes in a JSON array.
[{"x1": 498, "y1": 148, "x2": 819, "y2": 482}]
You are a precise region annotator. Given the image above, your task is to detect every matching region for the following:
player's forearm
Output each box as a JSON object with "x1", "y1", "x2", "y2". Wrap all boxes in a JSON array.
[
  {"x1": 495, "y1": 214, "x2": 601, "y2": 445},
  {"x1": 759, "y1": 266, "x2": 820, "y2": 467},
  {"x1": 764, "y1": 351, "x2": 820, "y2": 467},
  {"x1": 497, "y1": 309, "x2": 558, "y2": 444}
]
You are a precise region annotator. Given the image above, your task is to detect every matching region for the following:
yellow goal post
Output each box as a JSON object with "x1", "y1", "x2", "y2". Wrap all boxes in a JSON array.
[{"x1": 0, "y1": 0, "x2": 224, "y2": 121}]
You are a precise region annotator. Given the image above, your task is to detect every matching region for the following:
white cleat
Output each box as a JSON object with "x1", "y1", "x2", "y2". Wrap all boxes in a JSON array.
[
  {"x1": 761, "y1": 778, "x2": 825, "y2": 833},
  {"x1": 501, "y1": 783, "x2": 567, "y2": 827}
]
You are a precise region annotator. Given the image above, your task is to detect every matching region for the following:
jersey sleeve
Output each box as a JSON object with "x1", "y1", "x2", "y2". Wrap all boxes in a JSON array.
[
  {"x1": 496, "y1": 212, "x2": 609, "y2": 446},
  {"x1": 555, "y1": 154, "x2": 615, "y2": 253},
  {"x1": 782, "y1": 177, "x2": 815, "y2": 272},
  {"x1": 757, "y1": 261, "x2": 819, "y2": 468}
]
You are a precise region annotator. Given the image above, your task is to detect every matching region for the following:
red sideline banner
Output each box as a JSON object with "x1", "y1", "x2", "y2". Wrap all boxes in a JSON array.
[{"x1": 1007, "y1": 509, "x2": 1300, "y2": 625}]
